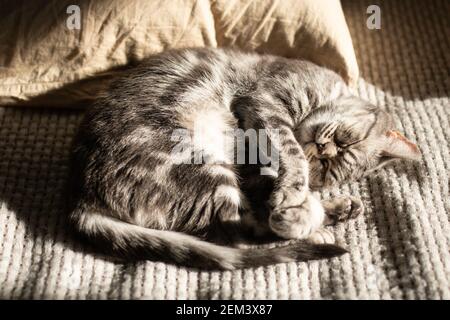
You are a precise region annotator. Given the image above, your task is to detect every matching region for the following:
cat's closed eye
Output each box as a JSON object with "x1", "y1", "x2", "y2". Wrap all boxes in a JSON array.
[{"x1": 333, "y1": 139, "x2": 345, "y2": 148}]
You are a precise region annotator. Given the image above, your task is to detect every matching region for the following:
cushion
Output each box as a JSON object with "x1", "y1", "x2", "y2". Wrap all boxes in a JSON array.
[{"x1": 0, "y1": 0, "x2": 358, "y2": 107}]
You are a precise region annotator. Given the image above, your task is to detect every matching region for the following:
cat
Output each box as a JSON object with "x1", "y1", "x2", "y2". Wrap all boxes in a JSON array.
[{"x1": 68, "y1": 47, "x2": 420, "y2": 270}]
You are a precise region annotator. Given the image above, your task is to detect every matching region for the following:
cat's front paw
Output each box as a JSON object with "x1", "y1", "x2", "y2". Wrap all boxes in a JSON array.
[
  {"x1": 269, "y1": 190, "x2": 324, "y2": 239},
  {"x1": 323, "y1": 196, "x2": 364, "y2": 226},
  {"x1": 307, "y1": 228, "x2": 335, "y2": 245}
]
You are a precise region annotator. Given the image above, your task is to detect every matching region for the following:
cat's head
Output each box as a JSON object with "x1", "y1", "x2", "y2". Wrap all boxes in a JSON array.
[{"x1": 296, "y1": 96, "x2": 421, "y2": 189}]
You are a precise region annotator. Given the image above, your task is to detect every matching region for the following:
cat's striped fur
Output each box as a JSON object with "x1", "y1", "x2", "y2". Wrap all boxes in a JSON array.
[{"x1": 69, "y1": 48, "x2": 420, "y2": 269}]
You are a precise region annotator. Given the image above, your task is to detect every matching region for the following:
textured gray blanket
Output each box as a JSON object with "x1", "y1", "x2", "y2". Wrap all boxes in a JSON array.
[{"x1": 0, "y1": 0, "x2": 448, "y2": 299}]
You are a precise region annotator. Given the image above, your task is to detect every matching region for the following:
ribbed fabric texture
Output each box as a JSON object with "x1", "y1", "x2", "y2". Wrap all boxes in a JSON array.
[{"x1": 0, "y1": 0, "x2": 448, "y2": 299}]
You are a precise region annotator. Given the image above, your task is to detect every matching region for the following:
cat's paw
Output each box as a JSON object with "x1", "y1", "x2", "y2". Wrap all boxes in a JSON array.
[
  {"x1": 307, "y1": 228, "x2": 335, "y2": 245},
  {"x1": 269, "y1": 190, "x2": 324, "y2": 239},
  {"x1": 323, "y1": 196, "x2": 364, "y2": 226}
]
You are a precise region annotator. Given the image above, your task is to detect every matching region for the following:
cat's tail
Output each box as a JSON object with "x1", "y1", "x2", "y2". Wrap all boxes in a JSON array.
[{"x1": 70, "y1": 205, "x2": 347, "y2": 270}]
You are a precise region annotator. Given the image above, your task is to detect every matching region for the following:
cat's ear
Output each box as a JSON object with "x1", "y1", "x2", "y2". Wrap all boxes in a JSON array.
[{"x1": 381, "y1": 130, "x2": 421, "y2": 161}]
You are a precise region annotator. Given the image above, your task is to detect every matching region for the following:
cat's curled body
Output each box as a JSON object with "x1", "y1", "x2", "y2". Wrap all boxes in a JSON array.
[{"x1": 69, "y1": 48, "x2": 420, "y2": 269}]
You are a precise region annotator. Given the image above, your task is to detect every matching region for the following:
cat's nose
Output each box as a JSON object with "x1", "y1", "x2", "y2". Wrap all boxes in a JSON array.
[
  {"x1": 316, "y1": 144, "x2": 327, "y2": 159},
  {"x1": 316, "y1": 142, "x2": 337, "y2": 159}
]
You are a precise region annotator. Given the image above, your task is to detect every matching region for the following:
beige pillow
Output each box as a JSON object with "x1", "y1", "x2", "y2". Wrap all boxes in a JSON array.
[{"x1": 0, "y1": 0, "x2": 358, "y2": 107}]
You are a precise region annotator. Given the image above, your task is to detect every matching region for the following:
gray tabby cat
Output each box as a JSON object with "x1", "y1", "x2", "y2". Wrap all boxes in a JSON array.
[{"x1": 69, "y1": 47, "x2": 420, "y2": 269}]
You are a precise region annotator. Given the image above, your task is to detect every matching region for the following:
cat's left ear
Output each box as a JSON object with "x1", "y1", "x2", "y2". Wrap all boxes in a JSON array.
[{"x1": 381, "y1": 130, "x2": 421, "y2": 161}]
